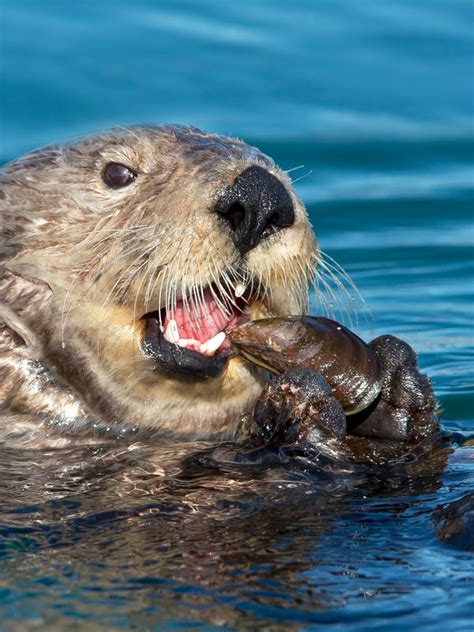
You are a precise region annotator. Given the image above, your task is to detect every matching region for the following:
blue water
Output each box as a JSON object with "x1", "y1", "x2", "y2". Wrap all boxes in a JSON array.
[{"x1": 1, "y1": 1, "x2": 473, "y2": 630}]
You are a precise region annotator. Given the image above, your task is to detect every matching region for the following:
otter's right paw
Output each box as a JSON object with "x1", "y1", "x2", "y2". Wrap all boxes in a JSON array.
[{"x1": 249, "y1": 367, "x2": 347, "y2": 447}]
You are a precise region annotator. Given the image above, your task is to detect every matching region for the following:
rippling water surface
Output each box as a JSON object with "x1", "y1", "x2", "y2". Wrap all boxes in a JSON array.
[{"x1": 1, "y1": 1, "x2": 473, "y2": 630}]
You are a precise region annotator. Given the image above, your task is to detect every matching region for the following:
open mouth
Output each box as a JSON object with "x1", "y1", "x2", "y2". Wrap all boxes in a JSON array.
[{"x1": 141, "y1": 283, "x2": 252, "y2": 382}]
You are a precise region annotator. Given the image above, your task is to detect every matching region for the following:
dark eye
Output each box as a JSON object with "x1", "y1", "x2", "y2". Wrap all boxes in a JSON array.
[{"x1": 102, "y1": 162, "x2": 137, "y2": 188}]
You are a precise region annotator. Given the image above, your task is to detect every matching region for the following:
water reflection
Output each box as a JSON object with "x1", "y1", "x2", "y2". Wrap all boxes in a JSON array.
[{"x1": 0, "y1": 435, "x2": 471, "y2": 629}]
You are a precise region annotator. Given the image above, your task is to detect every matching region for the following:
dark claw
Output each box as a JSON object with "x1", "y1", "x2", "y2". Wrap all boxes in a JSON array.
[{"x1": 250, "y1": 367, "x2": 347, "y2": 446}]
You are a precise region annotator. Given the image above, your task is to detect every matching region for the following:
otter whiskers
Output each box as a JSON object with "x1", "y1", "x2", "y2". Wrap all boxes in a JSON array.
[{"x1": 311, "y1": 249, "x2": 373, "y2": 334}]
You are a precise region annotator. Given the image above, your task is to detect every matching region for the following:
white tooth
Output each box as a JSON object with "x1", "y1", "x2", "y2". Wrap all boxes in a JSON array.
[
  {"x1": 178, "y1": 338, "x2": 201, "y2": 349},
  {"x1": 200, "y1": 331, "x2": 226, "y2": 356},
  {"x1": 235, "y1": 282, "x2": 246, "y2": 298},
  {"x1": 164, "y1": 319, "x2": 180, "y2": 344}
]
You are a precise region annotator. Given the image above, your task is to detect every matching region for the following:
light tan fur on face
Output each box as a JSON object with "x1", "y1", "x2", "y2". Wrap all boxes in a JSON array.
[{"x1": 0, "y1": 125, "x2": 317, "y2": 440}]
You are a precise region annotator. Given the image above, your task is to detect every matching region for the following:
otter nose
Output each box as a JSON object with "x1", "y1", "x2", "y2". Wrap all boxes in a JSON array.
[{"x1": 215, "y1": 165, "x2": 295, "y2": 255}]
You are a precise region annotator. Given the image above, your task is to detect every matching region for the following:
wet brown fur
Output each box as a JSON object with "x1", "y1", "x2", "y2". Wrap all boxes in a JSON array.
[{"x1": 0, "y1": 125, "x2": 317, "y2": 445}]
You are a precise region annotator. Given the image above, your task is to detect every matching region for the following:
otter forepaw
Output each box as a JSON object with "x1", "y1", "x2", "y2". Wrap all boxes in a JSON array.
[
  {"x1": 249, "y1": 367, "x2": 347, "y2": 447},
  {"x1": 348, "y1": 334, "x2": 439, "y2": 442}
]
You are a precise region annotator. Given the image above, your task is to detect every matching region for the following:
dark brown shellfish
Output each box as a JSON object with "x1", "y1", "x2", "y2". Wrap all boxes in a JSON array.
[{"x1": 230, "y1": 316, "x2": 382, "y2": 415}]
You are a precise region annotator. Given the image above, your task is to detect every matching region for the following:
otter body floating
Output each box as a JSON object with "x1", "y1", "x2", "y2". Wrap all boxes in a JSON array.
[{"x1": 230, "y1": 316, "x2": 382, "y2": 415}]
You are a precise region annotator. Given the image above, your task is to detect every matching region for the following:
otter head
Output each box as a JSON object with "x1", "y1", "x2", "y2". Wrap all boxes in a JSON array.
[{"x1": 0, "y1": 125, "x2": 317, "y2": 438}]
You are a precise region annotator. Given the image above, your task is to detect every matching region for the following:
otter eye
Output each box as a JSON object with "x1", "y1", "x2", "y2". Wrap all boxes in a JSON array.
[{"x1": 102, "y1": 162, "x2": 137, "y2": 188}]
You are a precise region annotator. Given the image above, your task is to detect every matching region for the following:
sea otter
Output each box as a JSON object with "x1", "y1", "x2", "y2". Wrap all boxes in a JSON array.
[{"x1": 0, "y1": 125, "x2": 437, "y2": 451}]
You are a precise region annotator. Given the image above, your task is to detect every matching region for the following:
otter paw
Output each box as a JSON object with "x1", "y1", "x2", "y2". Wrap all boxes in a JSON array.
[
  {"x1": 250, "y1": 367, "x2": 347, "y2": 447},
  {"x1": 348, "y1": 335, "x2": 439, "y2": 441}
]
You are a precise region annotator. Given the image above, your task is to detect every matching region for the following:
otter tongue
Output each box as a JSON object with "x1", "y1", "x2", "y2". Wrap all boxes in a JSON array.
[{"x1": 163, "y1": 287, "x2": 230, "y2": 344}]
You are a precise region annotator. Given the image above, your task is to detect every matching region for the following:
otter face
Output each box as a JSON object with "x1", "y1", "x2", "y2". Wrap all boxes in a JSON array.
[{"x1": 0, "y1": 125, "x2": 317, "y2": 438}]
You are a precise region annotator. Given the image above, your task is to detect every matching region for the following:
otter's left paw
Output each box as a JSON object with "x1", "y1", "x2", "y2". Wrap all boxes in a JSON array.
[
  {"x1": 249, "y1": 367, "x2": 347, "y2": 447},
  {"x1": 348, "y1": 335, "x2": 439, "y2": 441}
]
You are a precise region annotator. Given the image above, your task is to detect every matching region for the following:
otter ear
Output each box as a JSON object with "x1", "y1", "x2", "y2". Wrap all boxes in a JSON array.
[
  {"x1": 0, "y1": 302, "x2": 39, "y2": 351},
  {"x1": 0, "y1": 270, "x2": 52, "y2": 352}
]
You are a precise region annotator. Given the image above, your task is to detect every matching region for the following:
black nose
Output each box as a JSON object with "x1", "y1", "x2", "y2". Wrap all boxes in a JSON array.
[{"x1": 215, "y1": 165, "x2": 295, "y2": 255}]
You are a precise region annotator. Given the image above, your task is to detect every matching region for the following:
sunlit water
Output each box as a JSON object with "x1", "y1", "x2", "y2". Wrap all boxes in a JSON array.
[{"x1": 0, "y1": 1, "x2": 473, "y2": 630}]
